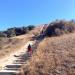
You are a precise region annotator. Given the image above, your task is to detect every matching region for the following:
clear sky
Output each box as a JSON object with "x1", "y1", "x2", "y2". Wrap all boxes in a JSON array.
[{"x1": 0, "y1": 0, "x2": 75, "y2": 30}]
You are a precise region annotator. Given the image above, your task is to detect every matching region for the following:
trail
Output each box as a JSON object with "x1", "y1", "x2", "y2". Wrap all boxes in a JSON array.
[{"x1": 0, "y1": 41, "x2": 35, "y2": 75}]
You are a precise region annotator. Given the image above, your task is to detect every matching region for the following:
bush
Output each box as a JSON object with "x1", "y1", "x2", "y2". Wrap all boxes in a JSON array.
[
  {"x1": 6, "y1": 28, "x2": 16, "y2": 37},
  {"x1": 27, "y1": 25, "x2": 35, "y2": 30},
  {"x1": 0, "y1": 25, "x2": 35, "y2": 37},
  {"x1": 45, "y1": 20, "x2": 75, "y2": 37},
  {"x1": 0, "y1": 32, "x2": 7, "y2": 37}
]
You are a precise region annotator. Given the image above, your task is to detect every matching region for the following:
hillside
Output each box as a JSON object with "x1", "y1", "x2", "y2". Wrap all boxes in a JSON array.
[
  {"x1": 1, "y1": 20, "x2": 75, "y2": 75},
  {"x1": 20, "y1": 33, "x2": 75, "y2": 75},
  {"x1": 0, "y1": 26, "x2": 41, "y2": 59},
  {"x1": 18, "y1": 20, "x2": 75, "y2": 75}
]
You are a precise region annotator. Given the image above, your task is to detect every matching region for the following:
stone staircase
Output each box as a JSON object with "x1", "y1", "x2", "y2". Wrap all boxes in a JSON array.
[{"x1": 0, "y1": 41, "x2": 35, "y2": 75}]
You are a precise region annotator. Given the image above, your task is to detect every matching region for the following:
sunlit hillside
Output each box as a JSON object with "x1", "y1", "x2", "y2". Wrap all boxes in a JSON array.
[
  {"x1": 20, "y1": 33, "x2": 75, "y2": 75},
  {"x1": 0, "y1": 26, "x2": 41, "y2": 59},
  {"x1": 18, "y1": 20, "x2": 75, "y2": 75}
]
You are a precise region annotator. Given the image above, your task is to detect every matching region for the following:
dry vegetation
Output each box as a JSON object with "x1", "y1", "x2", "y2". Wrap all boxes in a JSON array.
[
  {"x1": 1, "y1": 20, "x2": 75, "y2": 75},
  {"x1": 0, "y1": 26, "x2": 41, "y2": 59},
  {"x1": 19, "y1": 33, "x2": 75, "y2": 75},
  {"x1": 0, "y1": 35, "x2": 29, "y2": 59},
  {"x1": 45, "y1": 20, "x2": 75, "y2": 36}
]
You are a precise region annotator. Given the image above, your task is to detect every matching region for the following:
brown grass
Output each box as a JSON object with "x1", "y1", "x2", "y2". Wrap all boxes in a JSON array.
[
  {"x1": 19, "y1": 33, "x2": 75, "y2": 75},
  {"x1": 0, "y1": 36, "x2": 28, "y2": 59},
  {"x1": 0, "y1": 26, "x2": 41, "y2": 59}
]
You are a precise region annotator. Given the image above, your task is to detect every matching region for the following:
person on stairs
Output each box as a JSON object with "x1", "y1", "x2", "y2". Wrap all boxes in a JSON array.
[{"x1": 27, "y1": 44, "x2": 32, "y2": 56}]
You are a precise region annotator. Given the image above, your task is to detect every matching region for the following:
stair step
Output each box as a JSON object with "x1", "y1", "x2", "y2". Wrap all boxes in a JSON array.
[
  {"x1": 14, "y1": 59, "x2": 25, "y2": 62},
  {"x1": 5, "y1": 64, "x2": 22, "y2": 68},
  {"x1": 13, "y1": 62, "x2": 26, "y2": 64},
  {"x1": 5, "y1": 68, "x2": 20, "y2": 70},
  {"x1": 0, "y1": 70, "x2": 19, "y2": 75}
]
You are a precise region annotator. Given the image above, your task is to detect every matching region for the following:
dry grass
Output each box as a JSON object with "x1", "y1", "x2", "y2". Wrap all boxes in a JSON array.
[
  {"x1": 0, "y1": 36, "x2": 28, "y2": 59},
  {"x1": 0, "y1": 26, "x2": 41, "y2": 59},
  {"x1": 19, "y1": 33, "x2": 75, "y2": 75}
]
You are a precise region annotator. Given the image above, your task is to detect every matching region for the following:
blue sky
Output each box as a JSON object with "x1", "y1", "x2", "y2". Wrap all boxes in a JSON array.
[{"x1": 0, "y1": 0, "x2": 75, "y2": 30}]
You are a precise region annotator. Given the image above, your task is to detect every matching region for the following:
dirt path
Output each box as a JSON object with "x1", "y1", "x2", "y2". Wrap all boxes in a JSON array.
[{"x1": 0, "y1": 40, "x2": 36, "y2": 75}]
